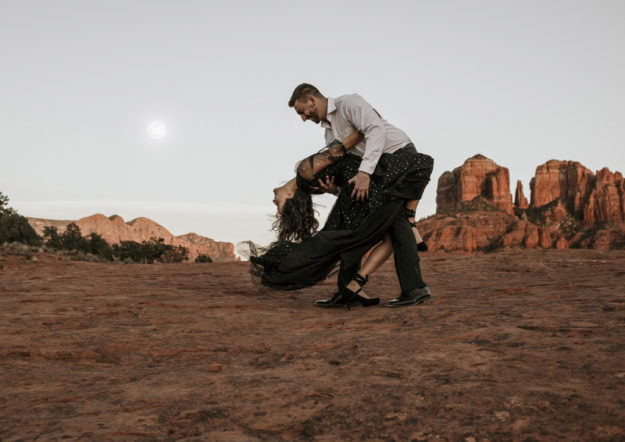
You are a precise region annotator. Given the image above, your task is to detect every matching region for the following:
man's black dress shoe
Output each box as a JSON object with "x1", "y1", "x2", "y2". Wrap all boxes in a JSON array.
[{"x1": 386, "y1": 286, "x2": 431, "y2": 307}]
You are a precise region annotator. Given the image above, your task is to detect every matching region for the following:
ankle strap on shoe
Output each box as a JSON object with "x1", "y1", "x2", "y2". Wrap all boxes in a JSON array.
[{"x1": 353, "y1": 273, "x2": 368, "y2": 287}]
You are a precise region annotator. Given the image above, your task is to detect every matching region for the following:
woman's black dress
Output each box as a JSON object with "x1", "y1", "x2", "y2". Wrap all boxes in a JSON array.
[{"x1": 250, "y1": 143, "x2": 433, "y2": 290}]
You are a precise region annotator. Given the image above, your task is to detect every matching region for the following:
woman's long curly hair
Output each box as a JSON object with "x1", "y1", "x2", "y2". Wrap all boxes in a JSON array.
[{"x1": 272, "y1": 188, "x2": 319, "y2": 243}]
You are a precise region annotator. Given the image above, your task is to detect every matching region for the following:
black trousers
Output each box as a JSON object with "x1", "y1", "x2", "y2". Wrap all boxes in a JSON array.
[
  {"x1": 337, "y1": 207, "x2": 426, "y2": 292},
  {"x1": 388, "y1": 212, "x2": 427, "y2": 291}
]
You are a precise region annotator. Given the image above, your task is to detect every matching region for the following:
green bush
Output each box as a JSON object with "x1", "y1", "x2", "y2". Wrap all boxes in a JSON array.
[
  {"x1": 0, "y1": 191, "x2": 42, "y2": 246},
  {"x1": 112, "y1": 237, "x2": 189, "y2": 263},
  {"x1": 161, "y1": 245, "x2": 189, "y2": 263},
  {"x1": 61, "y1": 223, "x2": 84, "y2": 251},
  {"x1": 43, "y1": 226, "x2": 63, "y2": 249},
  {"x1": 44, "y1": 224, "x2": 113, "y2": 261},
  {"x1": 86, "y1": 233, "x2": 114, "y2": 260},
  {"x1": 195, "y1": 254, "x2": 213, "y2": 263}
]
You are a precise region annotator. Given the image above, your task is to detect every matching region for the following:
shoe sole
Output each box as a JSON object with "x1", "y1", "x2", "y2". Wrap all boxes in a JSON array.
[
  {"x1": 385, "y1": 294, "x2": 432, "y2": 308},
  {"x1": 314, "y1": 301, "x2": 360, "y2": 308}
]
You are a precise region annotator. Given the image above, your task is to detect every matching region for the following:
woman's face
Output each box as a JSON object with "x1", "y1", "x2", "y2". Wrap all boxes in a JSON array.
[{"x1": 273, "y1": 185, "x2": 294, "y2": 214}]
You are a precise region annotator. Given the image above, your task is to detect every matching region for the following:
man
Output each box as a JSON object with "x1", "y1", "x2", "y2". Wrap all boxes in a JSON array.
[{"x1": 288, "y1": 83, "x2": 430, "y2": 307}]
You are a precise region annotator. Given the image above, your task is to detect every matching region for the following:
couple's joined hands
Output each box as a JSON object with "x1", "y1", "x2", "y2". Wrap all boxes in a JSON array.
[
  {"x1": 310, "y1": 171, "x2": 371, "y2": 201},
  {"x1": 310, "y1": 176, "x2": 338, "y2": 195}
]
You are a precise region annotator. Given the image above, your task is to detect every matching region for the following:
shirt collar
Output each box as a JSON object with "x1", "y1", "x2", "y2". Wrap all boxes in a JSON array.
[{"x1": 321, "y1": 97, "x2": 336, "y2": 129}]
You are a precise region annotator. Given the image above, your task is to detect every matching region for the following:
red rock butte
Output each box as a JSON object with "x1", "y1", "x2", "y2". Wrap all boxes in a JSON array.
[
  {"x1": 422, "y1": 155, "x2": 625, "y2": 252},
  {"x1": 437, "y1": 154, "x2": 514, "y2": 215},
  {"x1": 28, "y1": 214, "x2": 237, "y2": 262}
]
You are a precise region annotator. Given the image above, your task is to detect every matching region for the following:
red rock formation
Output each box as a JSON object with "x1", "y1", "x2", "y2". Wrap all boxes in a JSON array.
[
  {"x1": 177, "y1": 232, "x2": 236, "y2": 263},
  {"x1": 583, "y1": 168, "x2": 625, "y2": 224},
  {"x1": 418, "y1": 199, "x2": 517, "y2": 252},
  {"x1": 514, "y1": 180, "x2": 529, "y2": 209},
  {"x1": 427, "y1": 156, "x2": 625, "y2": 252},
  {"x1": 78, "y1": 214, "x2": 135, "y2": 243},
  {"x1": 436, "y1": 154, "x2": 513, "y2": 214},
  {"x1": 28, "y1": 214, "x2": 237, "y2": 262},
  {"x1": 497, "y1": 220, "x2": 552, "y2": 249},
  {"x1": 529, "y1": 160, "x2": 595, "y2": 216}
]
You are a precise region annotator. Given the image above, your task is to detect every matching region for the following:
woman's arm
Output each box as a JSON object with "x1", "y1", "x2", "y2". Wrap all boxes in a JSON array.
[{"x1": 296, "y1": 132, "x2": 364, "y2": 181}]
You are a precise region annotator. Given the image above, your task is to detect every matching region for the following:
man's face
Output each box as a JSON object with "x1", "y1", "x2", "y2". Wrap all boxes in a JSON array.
[{"x1": 293, "y1": 96, "x2": 322, "y2": 124}]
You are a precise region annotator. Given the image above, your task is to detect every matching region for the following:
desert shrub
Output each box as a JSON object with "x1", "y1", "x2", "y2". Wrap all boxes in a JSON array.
[
  {"x1": 61, "y1": 223, "x2": 84, "y2": 251},
  {"x1": 112, "y1": 237, "x2": 189, "y2": 264},
  {"x1": 161, "y1": 245, "x2": 189, "y2": 263},
  {"x1": 43, "y1": 226, "x2": 63, "y2": 249},
  {"x1": 86, "y1": 233, "x2": 113, "y2": 260},
  {"x1": 113, "y1": 240, "x2": 146, "y2": 263},
  {"x1": 195, "y1": 254, "x2": 213, "y2": 263},
  {"x1": 43, "y1": 224, "x2": 113, "y2": 260},
  {"x1": 0, "y1": 191, "x2": 42, "y2": 246}
]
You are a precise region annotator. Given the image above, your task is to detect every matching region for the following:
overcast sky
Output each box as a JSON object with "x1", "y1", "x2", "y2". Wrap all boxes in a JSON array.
[{"x1": 2, "y1": 0, "x2": 624, "y2": 247}]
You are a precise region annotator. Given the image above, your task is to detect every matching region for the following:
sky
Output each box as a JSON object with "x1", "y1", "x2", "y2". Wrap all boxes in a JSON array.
[{"x1": 1, "y1": 0, "x2": 624, "y2": 248}]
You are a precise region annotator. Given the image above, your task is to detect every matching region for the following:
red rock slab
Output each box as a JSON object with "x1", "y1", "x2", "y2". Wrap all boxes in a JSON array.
[{"x1": 1, "y1": 250, "x2": 625, "y2": 440}]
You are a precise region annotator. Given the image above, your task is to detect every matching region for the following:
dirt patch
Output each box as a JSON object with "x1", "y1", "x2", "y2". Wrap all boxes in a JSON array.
[{"x1": 1, "y1": 249, "x2": 625, "y2": 440}]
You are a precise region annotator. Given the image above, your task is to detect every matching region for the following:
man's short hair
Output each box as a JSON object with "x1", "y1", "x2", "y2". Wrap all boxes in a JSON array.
[{"x1": 288, "y1": 83, "x2": 323, "y2": 107}]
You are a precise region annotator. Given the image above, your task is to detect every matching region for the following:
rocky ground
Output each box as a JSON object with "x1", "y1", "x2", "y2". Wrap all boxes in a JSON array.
[{"x1": 1, "y1": 249, "x2": 625, "y2": 441}]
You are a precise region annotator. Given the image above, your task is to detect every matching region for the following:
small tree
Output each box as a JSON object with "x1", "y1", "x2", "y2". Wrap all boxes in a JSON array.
[
  {"x1": 43, "y1": 226, "x2": 63, "y2": 249},
  {"x1": 144, "y1": 237, "x2": 170, "y2": 263},
  {"x1": 0, "y1": 192, "x2": 9, "y2": 213},
  {"x1": 161, "y1": 245, "x2": 189, "y2": 263},
  {"x1": 112, "y1": 237, "x2": 189, "y2": 263},
  {"x1": 195, "y1": 254, "x2": 213, "y2": 263},
  {"x1": 44, "y1": 225, "x2": 113, "y2": 261},
  {"x1": 87, "y1": 233, "x2": 113, "y2": 260},
  {"x1": 0, "y1": 191, "x2": 42, "y2": 246},
  {"x1": 113, "y1": 240, "x2": 145, "y2": 263},
  {"x1": 61, "y1": 223, "x2": 85, "y2": 251}
]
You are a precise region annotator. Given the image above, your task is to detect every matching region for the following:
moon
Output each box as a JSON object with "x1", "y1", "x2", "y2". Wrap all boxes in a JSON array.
[{"x1": 147, "y1": 121, "x2": 167, "y2": 140}]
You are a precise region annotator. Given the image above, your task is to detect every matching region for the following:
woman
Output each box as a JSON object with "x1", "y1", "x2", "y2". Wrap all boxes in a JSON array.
[{"x1": 250, "y1": 131, "x2": 433, "y2": 307}]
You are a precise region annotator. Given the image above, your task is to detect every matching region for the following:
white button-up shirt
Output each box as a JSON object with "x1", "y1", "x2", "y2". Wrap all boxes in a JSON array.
[{"x1": 321, "y1": 94, "x2": 412, "y2": 175}]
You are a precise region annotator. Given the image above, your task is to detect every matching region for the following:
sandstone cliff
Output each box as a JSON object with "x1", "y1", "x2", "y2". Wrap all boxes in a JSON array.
[
  {"x1": 583, "y1": 168, "x2": 625, "y2": 225},
  {"x1": 28, "y1": 214, "x2": 237, "y2": 262},
  {"x1": 436, "y1": 154, "x2": 513, "y2": 215},
  {"x1": 530, "y1": 160, "x2": 595, "y2": 218},
  {"x1": 177, "y1": 232, "x2": 237, "y2": 263},
  {"x1": 419, "y1": 156, "x2": 625, "y2": 252}
]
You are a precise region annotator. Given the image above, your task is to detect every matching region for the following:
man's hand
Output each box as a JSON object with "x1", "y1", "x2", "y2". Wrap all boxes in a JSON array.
[
  {"x1": 310, "y1": 175, "x2": 339, "y2": 195},
  {"x1": 349, "y1": 171, "x2": 370, "y2": 201}
]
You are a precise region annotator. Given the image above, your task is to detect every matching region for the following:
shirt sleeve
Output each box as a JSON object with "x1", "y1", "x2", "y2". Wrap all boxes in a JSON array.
[{"x1": 342, "y1": 94, "x2": 386, "y2": 175}]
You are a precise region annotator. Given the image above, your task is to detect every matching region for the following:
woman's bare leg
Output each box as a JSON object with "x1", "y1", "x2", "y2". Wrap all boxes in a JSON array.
[{"x1": 344, "y1": 234, "x2": 393, "y2": 298}]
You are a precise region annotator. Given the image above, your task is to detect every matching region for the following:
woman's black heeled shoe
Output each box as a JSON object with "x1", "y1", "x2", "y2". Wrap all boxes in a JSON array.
[{"x1": 339, "y1": 273, "x2": 380, "y2": 309}]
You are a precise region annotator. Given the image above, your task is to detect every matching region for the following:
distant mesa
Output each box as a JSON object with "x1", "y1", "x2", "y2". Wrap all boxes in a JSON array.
[
  {"x1": 420, "y1": 155, "x2": 625, "y2": 252},
  {"x1": 437, "y1": 154, "x2": 514, "y2": 215},
  {"x1": 28, "y1": 215, "x2": 237, "y2": 262}
]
